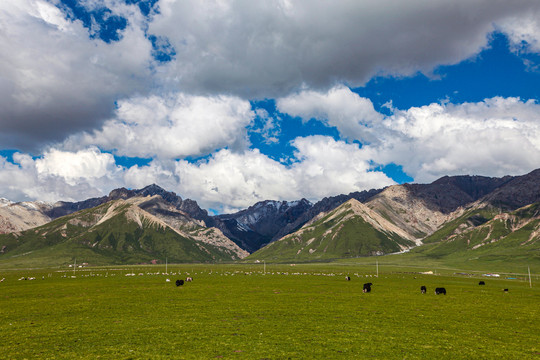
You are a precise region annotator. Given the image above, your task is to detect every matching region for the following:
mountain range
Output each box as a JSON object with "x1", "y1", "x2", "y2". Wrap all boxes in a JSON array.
[{"x1": 1, "y1": 169, "x2": 539, "y2": 267}]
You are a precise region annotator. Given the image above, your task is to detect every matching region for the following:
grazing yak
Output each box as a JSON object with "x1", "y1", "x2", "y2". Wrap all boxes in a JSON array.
[
  {"x1": 186, "y1": 277, "x2": 193, "y2": 282},
  {"x1": 435, "y1": 287, "x2": 446, "y2": 295},
  {"x1": 363, "y1": 283, "x2": 372, "y2": 293},
  {"x1": 479, "y1": 281, "x2": 485, "y2": 285},
  {"x1": 345, "y1": 276, "x2": 351, "y2": 281},
  {"x1": 175, "y1": 279, "x2": 184, "y2": 286},
  {"x1": 503, "y1": 288, "x2": 509, "y2": 292},
  {"x1": 420, "y1": 285, "x2": 427, "y2": 294}
]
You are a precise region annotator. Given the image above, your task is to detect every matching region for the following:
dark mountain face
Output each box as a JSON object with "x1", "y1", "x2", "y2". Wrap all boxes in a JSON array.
[
  {"x1": 213, "y1": 218, "x2": 267, "y2": 253},
  {"x1": 482, "y1": 169, "x2": 540, "y2": 210},
  {"x1": 44, "y1": 196, "x2": 108, "y2": 218},
  {"x1": 404, "y1": 175, "x2": 515, "y2": 214},
  {"x1": 221, "y1": 199, "x2": 313, "y2": 237},
  {"x1": 433, "y1": 175, "x2": 514, "y2": 199},
  {"x1": 214, "y1": 199, "x2": 313, "y2": 252}
]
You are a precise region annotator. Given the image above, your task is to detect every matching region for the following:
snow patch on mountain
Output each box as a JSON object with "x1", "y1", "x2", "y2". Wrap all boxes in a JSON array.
[
  {"x1": 236, "y1": 221, "x2": 251, "y2": 232},
  {"x1": 0, "y1": 198, "x2": 13, "y2": 207}
]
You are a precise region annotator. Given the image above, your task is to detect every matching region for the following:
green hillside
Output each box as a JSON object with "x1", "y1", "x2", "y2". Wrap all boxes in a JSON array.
[
  {"x1": 411, "y1": 203, "x2": 540, "y2": 268},
  {"x1": 249, "y1": 200, "x2": 415, "y2": 261},
  {"x1": 0, "y1": 200, "x2": 240, "y2": 268}
]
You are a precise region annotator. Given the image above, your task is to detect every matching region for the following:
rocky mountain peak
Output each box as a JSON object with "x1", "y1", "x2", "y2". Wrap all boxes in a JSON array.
[
  {"x1": 46, "y1": 184, "x2": 207, "y2": 223},
  {"x1": 108, "y1": 187, "x2": 135, "y2": 199},
  {"x1": 138, "y1": 184, "x2": 178, "y2": 199}
]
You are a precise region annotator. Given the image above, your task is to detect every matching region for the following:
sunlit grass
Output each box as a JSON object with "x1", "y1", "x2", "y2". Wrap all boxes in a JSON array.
[{"x1": 1, "y1": 263, "x2": 538, "y2": 359}]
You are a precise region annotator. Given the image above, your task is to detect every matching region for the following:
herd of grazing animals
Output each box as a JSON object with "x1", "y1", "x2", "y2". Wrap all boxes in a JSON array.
[
  {"x1": 345, "y1": 278, "x2": 507, "y2": 295},
  {"x1": 0, "y1": 273, "x2": 512, "y2": 294},
  {"x1": 169, "y1": 275, "x2": 509, "y2": 294}
]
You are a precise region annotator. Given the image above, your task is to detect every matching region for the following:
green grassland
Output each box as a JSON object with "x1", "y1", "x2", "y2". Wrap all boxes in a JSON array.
[{"x1": 1, "y1": 263, "x2": 538, "y2": 359}]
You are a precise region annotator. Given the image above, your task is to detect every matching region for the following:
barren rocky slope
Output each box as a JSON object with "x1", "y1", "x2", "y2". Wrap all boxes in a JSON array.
[
  {"x1": 365, "y1": 185, "x2": 464, "y2": 242},
  {"x1": 0, "y1": 199, "x2": 51, "y2": 234}
]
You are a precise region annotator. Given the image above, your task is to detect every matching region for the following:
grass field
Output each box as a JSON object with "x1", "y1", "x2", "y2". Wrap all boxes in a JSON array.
[{"x1": 1, "y1": 263, "x2": 539, "y2": 359}]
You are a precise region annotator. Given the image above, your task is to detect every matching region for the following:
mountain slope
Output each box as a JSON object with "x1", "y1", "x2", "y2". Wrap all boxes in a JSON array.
[
  {"x1": 0, "y1": 196, "x2": 247, "y2": 267},
  {"x1": 133, "y1": 196, "x2": 247, "y2": 258},
  {"x1": 249, "y1": 199, "x2": 416, "y2": 261},
  {"x1": 416, "y1": 202, "x2": 540, "y2": 256},
  {"x1": 0, "y1": 199, "x2": 52, "y2": 234},
  {"x1": 249, "y1": 169, "x2": 540, "y2": 263},
  {"x1": 401, "y1": 199, "x2": 540, "y2": 272},
  {"x1": 364, "y1": 184, "x2": 467, "y2": 240},
  {"x1": 216, "y1": 173, "x2": 520, "y2": 253}
]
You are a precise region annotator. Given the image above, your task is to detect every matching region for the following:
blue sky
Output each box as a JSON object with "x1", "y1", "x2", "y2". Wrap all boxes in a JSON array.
[{"x1": 1, "y1": 0, "x2": 540, "y2": 213}]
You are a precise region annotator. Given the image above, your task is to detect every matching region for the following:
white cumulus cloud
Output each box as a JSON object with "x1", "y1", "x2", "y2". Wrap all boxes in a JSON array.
[
  {"x1": 35, "y1": 147, "x2": 121, "y2": 185},
  {"x1": 64, "y1": 93, "x2": 254, "y2": 159},
  {"x1": 174, "y1": 149, "x2": 299, "y2": 212},
  {"x1": 278, "y1": 88, "x2": 540, "y2": 183},
  {"x1": 0, "y1": 149, "x2": 123, "y2": 202},
  {"x1": 290, "y1": 136, "x2": 394, "y2": 197},
  {"x1": 3, "y1": 0, "x2": 540, "y2": 212},
  {"x1": 277, "y1": 85, "x2": 383, "y2": 143},
  {"x1": 377, "y1": 97, "x2": 540, "y2": 181}
]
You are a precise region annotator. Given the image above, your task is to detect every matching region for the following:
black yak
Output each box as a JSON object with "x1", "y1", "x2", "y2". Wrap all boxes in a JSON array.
[
  {"x1": 420, "y1": 285, "x2": 427, "y2": 294},
  {"x1": 176, "y1": 279, "x2": 184, "y2": 286},
  {"x1": 363, "y1": 283, "x2": 372, "y2": 293},
  {"x1": 435, "y1": 287, "x2": 446, "y2": 295},
  {"x1": 479, "y1": 281, "x2": 485, "y2": 285}
]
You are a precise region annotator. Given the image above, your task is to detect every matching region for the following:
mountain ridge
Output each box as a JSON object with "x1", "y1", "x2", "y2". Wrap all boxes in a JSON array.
[
  {"x1": 0, "y1": 195, "x2": 247, "y2": 266},
  {"x1": 1, "y1": 168, "x2": 540, "y2": 266}
]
